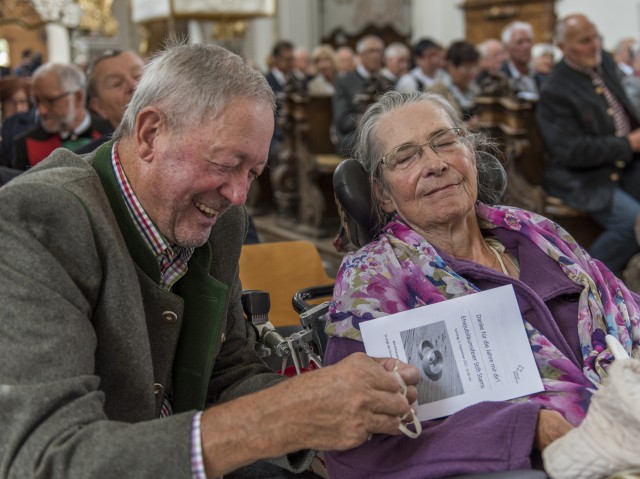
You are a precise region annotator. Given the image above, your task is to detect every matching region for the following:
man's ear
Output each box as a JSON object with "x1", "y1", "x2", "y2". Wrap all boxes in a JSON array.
[
  {"x1": 134, "y1": 107, "x2": 163, "y2": 163},
  {"x1": 372, "y1": 179, "x2": 395, "y2": 213}
]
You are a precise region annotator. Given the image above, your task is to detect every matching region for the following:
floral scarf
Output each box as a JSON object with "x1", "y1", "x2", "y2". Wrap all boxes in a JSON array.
[{"x1": 327, "y1": 203, "x2": 640, "y2": 425}]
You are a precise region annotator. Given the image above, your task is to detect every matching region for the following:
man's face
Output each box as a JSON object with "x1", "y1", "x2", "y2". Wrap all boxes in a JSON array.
[
  {"x1": 416, "y1": 47, "x2": 443, "y2": 76},
  {"x1": 137, "y1": 98, "x2": 274, "y2": 248},
  {"x1": 359, "y1": 38, "x2": 384, "y2": 74},
  {"x1": 336, "y1": 48, "x2": 355, "y2": 74},
  {"x1": 386, "y1": 52, "x2": 409, "y2": 77},
  {"x1": 560, "y1": 16, "x2": 602, "y2": 69},
  {"x1": 275, "y1": 48, "x2": 295, "y2": 75},
  {"x1": 506, "y1": 29, "x2": 534, "y2": 67},
  {"x1": 32, "y1": 72, "x2": 82, "y2": 133},
  {"x1": 482, "y1": 41, "x2": 507, "y2": 74},
  {"x1": 90, "y1": 51, "x2": 144, "y2": 128}
]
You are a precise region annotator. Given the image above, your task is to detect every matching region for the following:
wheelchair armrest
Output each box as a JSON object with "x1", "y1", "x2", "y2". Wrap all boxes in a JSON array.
[{"x1": 292, "y1": 284, "x2": 334, "y2": 314}]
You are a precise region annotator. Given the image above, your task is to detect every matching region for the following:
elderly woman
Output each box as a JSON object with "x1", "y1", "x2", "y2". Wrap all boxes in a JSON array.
[
  {"x1": 307, "y1": 44, "x2": 338, "y2": 96},
  {"x1": 0, "y1": 76, "x2": 30, "y2": 122},
  {"x1": 324, "y1": 90, "x2": 640, "y2": 478}
]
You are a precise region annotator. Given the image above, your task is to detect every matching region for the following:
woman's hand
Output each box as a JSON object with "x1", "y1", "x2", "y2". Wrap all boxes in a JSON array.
[{"x1": 535, "y1": 409, "x2": 574, "y2": 451}]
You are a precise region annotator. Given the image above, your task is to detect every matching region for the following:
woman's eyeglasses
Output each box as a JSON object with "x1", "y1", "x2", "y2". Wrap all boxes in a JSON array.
[{"x1": 381, "y1": 127, "x2": 468, "y2": 171}]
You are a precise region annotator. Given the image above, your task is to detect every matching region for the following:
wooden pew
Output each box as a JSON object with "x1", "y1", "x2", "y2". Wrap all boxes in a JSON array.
[{"x1": 474, "y1": 95, "x2": 603, "y2": 249}]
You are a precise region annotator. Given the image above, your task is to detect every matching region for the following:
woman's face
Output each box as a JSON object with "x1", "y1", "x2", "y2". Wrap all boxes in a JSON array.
[
  {"x1": 3, "y1": 88, "x2": 29, "y2": 119},
  {"x1": 316, "y1": 54, "x2": 334, "y2": 77},
  {"x1": 376, "y1": 102, "x2": 478, "y2": 234}
]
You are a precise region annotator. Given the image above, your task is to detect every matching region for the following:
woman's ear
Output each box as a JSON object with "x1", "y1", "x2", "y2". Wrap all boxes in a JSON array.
[{"x1": 373, "y1": 179, "x2": 395, "y2": 213}]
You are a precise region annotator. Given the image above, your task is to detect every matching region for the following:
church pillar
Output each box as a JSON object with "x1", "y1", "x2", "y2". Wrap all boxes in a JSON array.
[
  {"x1": 410, "y1": 0, "x2": 464, "y2": 47},
  {"x1": 46, "y1": 24, "x2": 71, "y2": 63}
]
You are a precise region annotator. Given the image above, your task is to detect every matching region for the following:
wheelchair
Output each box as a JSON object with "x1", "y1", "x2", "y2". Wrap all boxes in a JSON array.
[{"x1": 242, "y1": 153, "x2": 548, "y2": 479}]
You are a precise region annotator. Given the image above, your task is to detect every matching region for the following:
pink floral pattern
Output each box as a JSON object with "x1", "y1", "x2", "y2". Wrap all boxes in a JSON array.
[{"x1": 327, "y1": 203, "x2": 640, "y2": 424}]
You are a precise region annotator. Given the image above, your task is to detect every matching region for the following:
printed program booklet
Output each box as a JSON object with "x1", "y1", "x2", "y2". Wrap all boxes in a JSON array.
[{"x1": 361, "y1": 285, "x2": 544, "y2": 422}]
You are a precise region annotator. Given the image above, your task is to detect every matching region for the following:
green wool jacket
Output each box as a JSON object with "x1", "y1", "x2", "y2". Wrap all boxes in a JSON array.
[{"x1": 0, "y1": 144, "x2": 311, "y2": 478}]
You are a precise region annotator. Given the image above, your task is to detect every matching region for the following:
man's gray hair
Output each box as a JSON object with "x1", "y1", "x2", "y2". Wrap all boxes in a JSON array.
[
  {"x1": 501, "y1": 21, "x2": 534, "y2": 45},
  {"x1": 33, "y1": 62, "x2": 86, "y2": 93},
  {"x1": 384, "y1": 42, "x2": 409, "y2": 61},
  {"x1": 477, "y1": 39, "x2": 501, "y2": 59},
  {"x1": 356, "y1": 35, "x2": 384, "y2": 55},
  {"x1": 114, "y1": 42, "x2": 275, "y2": 140},
  {"x1": 357, "y1": 90, "x2": 497, "y2": 225}
]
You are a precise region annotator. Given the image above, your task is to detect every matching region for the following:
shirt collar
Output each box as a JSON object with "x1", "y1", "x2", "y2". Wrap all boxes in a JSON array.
[
  {"x1": 271, "y1": 67, "x2": 288, "y2": 86},
  {"x1": 59, "y1": 109, "x2": 91, "y2": 139}
]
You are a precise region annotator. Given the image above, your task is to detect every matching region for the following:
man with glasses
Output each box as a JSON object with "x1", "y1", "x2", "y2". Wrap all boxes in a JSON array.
[{"x1": 12, "y1": 62, "x2": 110, "y2": 170}]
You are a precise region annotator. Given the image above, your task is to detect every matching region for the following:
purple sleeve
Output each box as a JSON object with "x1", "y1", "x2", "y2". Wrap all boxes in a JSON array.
[{"x1": 323, "y1": 338, "x2": 542, "y2": 479}]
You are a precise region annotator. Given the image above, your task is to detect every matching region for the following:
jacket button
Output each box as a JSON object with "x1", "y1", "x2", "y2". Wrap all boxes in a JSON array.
[
  {"x1": 154, "y1": 383, "x2": 164, "y2": 396},
  {"x1": 615, "y1": 160, "x2": 626, "y2": 169},
  {"x1": 610, "y1": 172, "x2": 620, "y2": 181},
  {"x1": 606, "y1": 108, "x2": 614, "y2": 116},
  {"x1": 162, "y1": 311, "x2": 178, "y2": 323}
]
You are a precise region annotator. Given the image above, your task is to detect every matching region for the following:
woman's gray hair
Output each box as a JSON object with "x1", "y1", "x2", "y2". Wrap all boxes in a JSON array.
[
  {"x1": 114, "y1": 42, "x2": 275, "y2": 140},
  {"x1": 356, "y1": 90, "x2": 500, "y2": 226}
]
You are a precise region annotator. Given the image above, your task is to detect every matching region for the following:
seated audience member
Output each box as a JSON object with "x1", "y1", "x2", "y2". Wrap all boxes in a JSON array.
[
  {"x1": 530, "y1": 43, "x2": 557, "y2": 88},
  {"x1": 622, "y1": 41, "x2": 640, "y2": 115},
  {"x1": 75, "y1": 50, "x2": 145, "y2": 154},
  {"x1": 475, "y1": 38, "x2": 511, "y2": 96},
  {"x1": 0, "y1": 42, "x2": 419, "y2": 479},
  {"x1": 381, "y1": 42, "x2": 410, "y2": 85},
  {"x1": 333, "y1": 35, "x2": 387, "y2": 156},
  {"x1": 614, "y1": 37, "x2": 636, "y2": 77},
  {"x1": 307, "y1": 44, "x2": 338, "y2": 96},
  {"x1": 537, "y1": 14, "x2": 640, "y2": 277},
  {"x1": 0, "y1": 76, "x2": 30, "y2": 122},
  {"x1": 396, "y1": 38, "x2": 446, "y2": 92},
  {"x1": 0, "y1": 76, "x2": 33, "y2": 167},
  {"x1": 336, "y1": 45, "x2": 356, "y2": 76},
  {"x1": 12, "y1": 62, "x2": 110, "y2": 170},
  {"x1": 501, "y1": 21, "x2": 539, "y2": 99},
  {"x1": 265, "y1": 40, "x2": 298, "y2": 163},
  {"x1": 323, "y1": 89, "x2": 640, "y2": 478},
  {"x1": 294, "y1": 46, "x2": 314, "y2": 85},
  {"x1": 429, "y1": 40, "x2": 480, "y2": 124}
]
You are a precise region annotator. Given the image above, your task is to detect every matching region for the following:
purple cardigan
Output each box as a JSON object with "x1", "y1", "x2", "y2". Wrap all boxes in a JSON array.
[{"x1": 323, "y1": 227, "x2": 601, "y2": 479}]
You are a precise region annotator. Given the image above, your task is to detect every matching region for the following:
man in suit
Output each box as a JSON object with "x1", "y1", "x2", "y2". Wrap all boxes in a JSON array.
[
  {"x1": 332, "y1": 35, "x2": 386, "y2": 156},
  {"x1": 537, "y1": 14, "x2": 640, "y2": 277},
  {"x1": 75, "y1": 50, "x2": 145, "y2": 155},
  {"x1": 501, "y1": 21, "x2": 538, "y2": 99},
  {"x1": 12, "y1": 62, "x2": 110, "y2": 170},
  {"x1": 0, "y1": 42, "x2": 418, "y2": 478}
]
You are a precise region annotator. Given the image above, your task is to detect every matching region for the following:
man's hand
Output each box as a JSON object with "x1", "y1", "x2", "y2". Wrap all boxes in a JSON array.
[
  {"x1": 200, "y1": 353, "x2": 420, "y2": 477},
  {"x1": 535, "y1": 409, "x2": 573, "y2": 451},
  {"x1": 627, "y1": 128, "x2": 640, "y2": 152}
]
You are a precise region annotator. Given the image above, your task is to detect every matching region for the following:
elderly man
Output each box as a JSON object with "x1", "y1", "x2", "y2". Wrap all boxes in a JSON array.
[
  {"x1": 12, "y1": 62, "x2": 110, "y2": 170},
  {"x1": 0, "y1": 43, "x2": 419, "y2": 479},
  {"x1": 72, "y1": 50, "x2": 146, "y2": 155},
  {"x1": 336, "y1": 45, "x2": 356, "y2": 76},
  {"x1": 501, "y1": 21, "x2": 538, "y2": 99},
  {"x1": 381, "y1": 42, "x2": 410, "y2": 85},
  {"x1": 333, "y1": 35, "x2": 387, "y2": 156},
  {"x1": 537, "y1": 14, "x2": 640, "y2": 277}
]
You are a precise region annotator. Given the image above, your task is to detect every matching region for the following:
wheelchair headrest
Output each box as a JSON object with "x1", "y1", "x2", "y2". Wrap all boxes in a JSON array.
[{"x1": 332, "y1": 151, "x2": 507, "y2": 249}]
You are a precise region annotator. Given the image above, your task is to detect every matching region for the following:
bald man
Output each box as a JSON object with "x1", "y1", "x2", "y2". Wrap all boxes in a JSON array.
[{"x1": 537, "y1": 14, "x2": 640, "y2": 277}]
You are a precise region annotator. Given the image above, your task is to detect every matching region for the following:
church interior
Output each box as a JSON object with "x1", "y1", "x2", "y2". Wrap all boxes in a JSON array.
[{"x1": 3, "y1": 2, "x2": 640, "y2": 478}]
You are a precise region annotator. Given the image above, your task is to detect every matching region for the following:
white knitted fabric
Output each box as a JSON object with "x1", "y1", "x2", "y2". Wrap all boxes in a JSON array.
[{"x1": 543, "y1": 360, "x2": 640, "y2": 479}]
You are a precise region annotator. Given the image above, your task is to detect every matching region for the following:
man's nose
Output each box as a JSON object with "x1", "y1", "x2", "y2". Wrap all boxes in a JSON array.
[{"x1": 220, "y1": 174, "x2": 250, "y2": 206}]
